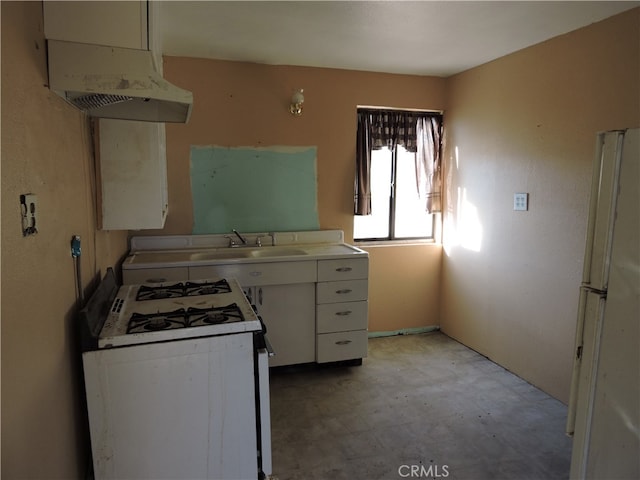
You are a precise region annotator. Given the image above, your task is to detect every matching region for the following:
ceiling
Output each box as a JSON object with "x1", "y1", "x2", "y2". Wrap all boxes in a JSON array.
[{"x1": 156, "y1": 1, "x2": 638, "y2": 77}]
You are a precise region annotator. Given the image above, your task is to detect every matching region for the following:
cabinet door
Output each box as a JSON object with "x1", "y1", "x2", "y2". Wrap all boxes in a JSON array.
[
  {"x1": 254, "y1": 284, "x2": 316, "y2": 367},
  {"x1": 44, "y1": 1, "x2": 148, "y2": 49},
  {"x1": 98, "y1": 119, "x2": 168, "y2": 230}
]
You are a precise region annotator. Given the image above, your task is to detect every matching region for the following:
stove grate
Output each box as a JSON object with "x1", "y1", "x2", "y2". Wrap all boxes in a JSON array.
[
  {"x1": 135, "y1": 279, "x2": 232, "y2": 301},
  {"x1": 126, "y1": 303, "x2": 244, "y2": 334}
]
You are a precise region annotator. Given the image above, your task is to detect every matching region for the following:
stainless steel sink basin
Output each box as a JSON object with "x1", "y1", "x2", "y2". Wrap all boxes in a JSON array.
[
  {"x1": 190, "y1": 250, "x2": 251, "y2": 261},
  {"x1": 190, "y1": 246, "x2": 308, "y2": 261},
  {"x1": 248, "y1": 247, "x2": 307, "y2": 258}
]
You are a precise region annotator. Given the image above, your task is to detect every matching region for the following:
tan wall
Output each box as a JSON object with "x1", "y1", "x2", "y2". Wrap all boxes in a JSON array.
[
  {"x1": 441, "y1": 8, "x2": 640, "y2": 402},
  {"x1": 2, "y1": 2, "x2": 637, "y2": 476},
  {"x1": 1, "y1": 2, "x2": 129, "y2": 477},
  {"x1": 367, "y1": 244, "x2": 442, "y2": 332},
  {"x1": 160, "y1": 58, "x2": 447, "y2": 331}
]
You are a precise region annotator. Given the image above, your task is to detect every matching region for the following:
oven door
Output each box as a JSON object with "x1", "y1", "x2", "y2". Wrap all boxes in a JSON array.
[{"x1": 83, "y1": 333, "x2": 259, "y2": 480}]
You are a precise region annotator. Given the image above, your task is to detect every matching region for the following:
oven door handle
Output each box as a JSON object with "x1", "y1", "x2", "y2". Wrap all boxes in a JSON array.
[{"x1": 263, "y1": 335, "x2": 275, "y2": 357}]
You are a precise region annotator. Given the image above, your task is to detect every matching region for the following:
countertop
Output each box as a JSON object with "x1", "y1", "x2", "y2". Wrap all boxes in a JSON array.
[{"x1": 123, "y1": 243, "x2": 368, "y2": 269}]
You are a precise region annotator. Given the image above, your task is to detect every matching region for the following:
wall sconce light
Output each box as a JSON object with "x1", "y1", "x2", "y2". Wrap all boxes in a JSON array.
[{"x1": 289, "y1": 89, "x2": 304, "y2": 116}]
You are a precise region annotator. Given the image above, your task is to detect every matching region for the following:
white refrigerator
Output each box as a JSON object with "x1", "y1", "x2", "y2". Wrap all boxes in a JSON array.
[{"x1": 566, "y1": 128, "x2": 639, "y2": 480}]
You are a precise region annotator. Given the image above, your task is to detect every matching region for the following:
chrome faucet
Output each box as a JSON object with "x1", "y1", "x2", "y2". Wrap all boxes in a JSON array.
[
  {"x1": 232, "y1": 229, "x2": 248, "y2": 245},
  {"x1": 224, "y1": 230, "x2": 267, "y2": 247}
]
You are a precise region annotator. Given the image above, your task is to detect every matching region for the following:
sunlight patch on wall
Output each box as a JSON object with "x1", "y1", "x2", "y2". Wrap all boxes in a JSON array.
[
  {"x1": 457, "y1": 187, "x2": 483, "y2": 252},
  {"x1": 443, "y1": 146, "x2": 483, "y2": 255}
]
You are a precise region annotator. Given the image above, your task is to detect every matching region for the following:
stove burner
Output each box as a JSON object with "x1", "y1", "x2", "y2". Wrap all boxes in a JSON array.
[
  {"x1": 136, "y1": 283, "x2": 186, "y2": 301},
  {"x1": 187, "y1": 304, "x2": 244, "y2": 328},
  {"x1": 146, "y1": 318, "x2": 172, "y2": 330},
  {"x1": 150, "y1": 291, "x2": 171, "y2": 300},
  {"x1": 135, "y1": 279, "x2": 232, "y2": 301},
  {"x1": 184, "y1": 279, "x2": 232, "y2": 297},
  {"x1": 126, "y1": 308, "x2": 187, "y2": 334},
  {"x1": 203, "y1": 312, "x2": 228, "y2": 324}
]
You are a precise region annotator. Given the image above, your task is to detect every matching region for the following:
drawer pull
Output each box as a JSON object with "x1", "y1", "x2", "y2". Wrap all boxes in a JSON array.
[
  {"x1": 249, "y1": 271, "x2": 263, "y2": 277},
  {"x1": 336, "y1": 289, "x2": 352, "y2": 294},
  {"x1": 336, "y1": 267, "x2": 353, "y2": 272},
  {"x1": 335, "y1": 310, "x2": 353, "y2": 316},
  {"x1": 335, "y1": 340, "x2": 352, "y2": 346},
  {"x1": 147, "y1": 278, "x2": 167, "y2": 283}
]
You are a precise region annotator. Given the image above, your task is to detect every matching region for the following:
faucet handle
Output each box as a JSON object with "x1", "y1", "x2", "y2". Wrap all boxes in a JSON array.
[{"x1": 223, "y1": 235, "x2": 237, "y2": 247}]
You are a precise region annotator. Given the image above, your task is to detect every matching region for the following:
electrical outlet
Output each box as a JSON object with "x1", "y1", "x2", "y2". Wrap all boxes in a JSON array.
[
  {"x1": 514, "y1": 192, "x2": 529, "y2": 211},
  {"x1": 20, "y1": 194, "x2": 38, "y2": 235}
]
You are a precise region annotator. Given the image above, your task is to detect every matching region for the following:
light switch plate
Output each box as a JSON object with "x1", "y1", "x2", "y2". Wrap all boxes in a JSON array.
[{"x1": 514, "y1": 193, "x2": 528, "y2": 211}]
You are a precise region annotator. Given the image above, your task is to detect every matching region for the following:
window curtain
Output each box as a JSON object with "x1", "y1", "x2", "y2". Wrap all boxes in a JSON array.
[
  {"x1": 354, "y1": 113, "x2": 373, "y2": 215},
  {"x1": 369, "y1": 110, "x2": 421, "y2": 152},
  {"x1": 416, "y1": 116, "x2": 442, "y2": 213},
  {"x1": 355, "y1": 109, "x2": 442, "y2": 215}
]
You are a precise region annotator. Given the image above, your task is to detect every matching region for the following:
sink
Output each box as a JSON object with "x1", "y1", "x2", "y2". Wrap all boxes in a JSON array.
[
  {"x1": 300, "y1": 244, "x2": 363, "y2": 255},
  {"x1": 190, "y1": 246, "x2": 308, "y2": 261},
  {"x1": 248, "y1": 247, "x2": 307, "y2": 258},
  {"x1": 190, "y1": 250, "x2": 251, "y2": 261},
  {"x1": 184, "y1": 243, "x2": 365, "y2": 263}
]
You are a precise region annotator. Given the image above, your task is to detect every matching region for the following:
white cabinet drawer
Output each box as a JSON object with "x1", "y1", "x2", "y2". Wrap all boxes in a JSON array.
[
  {"x1": 316, "y1": 279, "x2": 368, "y2": 304},
  {"x1": 317, "y1": 301, "x2": 368, "y2": 334},
  {"x1": 123, "y1": 267, "x2": 189, "y2": 285},
  {"x1": 317, "y1": 258, "x2": 368, "y2": 281},
  {"x1": 317, "y1": 331, "x2": 368, "y2": 363},
  {"x1": 190, "y1": 261, "x2": 317, "y2": 286}
]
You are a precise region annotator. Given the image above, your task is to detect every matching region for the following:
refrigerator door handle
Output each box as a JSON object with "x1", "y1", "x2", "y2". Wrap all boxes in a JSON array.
[
  {"x1": 582, "y1": 131, "x2": 624, "y2": 290},
  {"x1": 566, "y1": 287, "x2": 607, "y2": 436},
  {"x1": 566, "y1": 288, "x2": 589, "y2": 436},
  {"x1": 582, "y1": 285, "x2": 607, "y2": 297}
]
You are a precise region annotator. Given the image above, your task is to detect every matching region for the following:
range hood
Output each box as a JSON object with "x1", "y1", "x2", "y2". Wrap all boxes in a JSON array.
[{"x1": 47, "y1": 40, "x2": 193, "y2": 123}]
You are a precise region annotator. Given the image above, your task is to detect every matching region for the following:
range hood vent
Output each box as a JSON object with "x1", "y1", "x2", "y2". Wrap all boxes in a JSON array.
[
  {"x1": 72, "y1": 94, "x2": 134, "y2": 110},
  {"x1": 47, "y1": 40, "x2": 193, "y2": 123}
]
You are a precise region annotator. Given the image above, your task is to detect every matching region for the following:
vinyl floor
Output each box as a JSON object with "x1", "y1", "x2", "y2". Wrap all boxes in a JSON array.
[{"x1": 268, "y1": 331, "x2": 572, "y2": 480}]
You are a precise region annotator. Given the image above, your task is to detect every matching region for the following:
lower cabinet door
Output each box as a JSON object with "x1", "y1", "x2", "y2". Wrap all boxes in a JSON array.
[
  {"x1": 255, "y1": 283, "x2": 316, "y2": 367},
  {"x1": 316, "y1": 330, "x2": 368, "y2": 363}
]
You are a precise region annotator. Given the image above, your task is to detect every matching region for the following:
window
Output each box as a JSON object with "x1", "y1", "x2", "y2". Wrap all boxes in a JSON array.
[
  {"x1": 354, "y1": 145, "x2": 434, "y2": 240},
  {"x1": 354, "y1": 109, "x2": 442, "y2": 242}
]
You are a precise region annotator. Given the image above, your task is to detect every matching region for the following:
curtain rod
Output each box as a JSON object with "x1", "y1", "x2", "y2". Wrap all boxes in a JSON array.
[{"x1": 357, "y1": 105, "x2": 443, "y2": 114}]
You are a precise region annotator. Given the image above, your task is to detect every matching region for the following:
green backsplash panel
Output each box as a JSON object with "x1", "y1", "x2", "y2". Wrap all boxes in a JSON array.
[{"x1": 190, "y1": 145, "x2": 320, "y2": 234}]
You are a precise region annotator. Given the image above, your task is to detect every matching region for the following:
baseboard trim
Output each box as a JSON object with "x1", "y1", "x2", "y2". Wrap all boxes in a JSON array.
[{"x1": 368, "y1": 326, "x2": 440, "y2": 338}]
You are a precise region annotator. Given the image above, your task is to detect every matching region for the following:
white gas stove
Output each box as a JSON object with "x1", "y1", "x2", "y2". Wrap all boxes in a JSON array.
[
  {"x1": 99, "y1": 277, "x2": 262, "y2": 348},
  {"x1": 80, "y1": 270, "x2": 272, "y2": 480}
]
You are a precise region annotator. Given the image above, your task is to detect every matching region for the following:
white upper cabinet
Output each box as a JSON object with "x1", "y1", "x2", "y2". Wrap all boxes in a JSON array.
[
  {"x1": 43, "y1": 1, "x2": 148, "y2": 50},
  {"x1": 44, "y1": 1, "x2": 164, "y2": 73},
  {"x1": 45, "y1": 2, "x2": 169, "y2": 230},
  {"x1": 97, "y1": 119, "x2": 168, "y2": 231}
]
